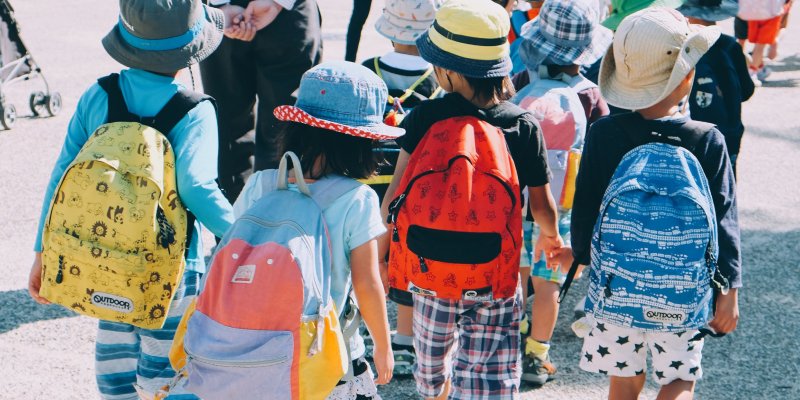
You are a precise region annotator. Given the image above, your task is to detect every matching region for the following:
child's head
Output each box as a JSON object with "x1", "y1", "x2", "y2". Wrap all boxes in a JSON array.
[
  {"x1": 375, "y1": 0, "x2": 442, "y2": 47},
  {"x1": 416, "y1": 0, "x2": 515, "y2": 103},
  {"x1": 274, "y1": 61, "x2": 405, "y2": 179},
  {"x1": 603, "y1": 0, "x2": 684, "y2": 30},
  {"x1": 518, "y1": 0, "x2": 613, "y2": 72},
  {"x1": 102, "y1": 0, "x2": 224, "y2": 75},
  {"x1": 677, "y1": 0, "x2": 740, "y2": 25},
  {"x1": 598, "y1": 8, "x2": 720, "y2": 111}
]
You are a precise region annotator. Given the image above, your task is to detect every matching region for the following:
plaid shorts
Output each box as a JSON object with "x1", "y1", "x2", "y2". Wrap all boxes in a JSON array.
[{"x1": 412, "y1": 286, "x2": 523, "y2": 399}]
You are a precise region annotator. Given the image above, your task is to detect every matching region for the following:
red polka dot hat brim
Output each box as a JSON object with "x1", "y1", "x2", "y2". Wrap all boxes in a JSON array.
[{"x1": 274, "y1": 105, "x2": 405, "y2": 140}]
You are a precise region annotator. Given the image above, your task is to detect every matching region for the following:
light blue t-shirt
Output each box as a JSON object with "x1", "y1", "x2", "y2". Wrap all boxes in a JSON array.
[
  {"x1": 233, "y1": 170, "x2": 387, "y2": 358},
  {"x1": 34, "y1": 69, "x2": 235, "y2": 273}
]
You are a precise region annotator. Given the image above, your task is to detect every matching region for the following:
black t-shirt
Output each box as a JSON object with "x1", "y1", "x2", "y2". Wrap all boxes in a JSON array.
[
  {"x1": 689, "y1": 34, "x2": 755, "y2": 155},
  {"x1": 396, "y1": 93, "x2": 550, "y2": 189}
]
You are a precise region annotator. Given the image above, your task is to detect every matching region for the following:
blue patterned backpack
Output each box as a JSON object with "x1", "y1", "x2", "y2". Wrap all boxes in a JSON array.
[{"x1": 569, "y1": 115, "x2": 729, "y2": 332}]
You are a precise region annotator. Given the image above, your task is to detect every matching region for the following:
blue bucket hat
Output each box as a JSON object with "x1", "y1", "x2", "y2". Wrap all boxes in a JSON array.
[
  {"x1": 102, "y1": 0, "x2": 224, "y2": 74},
  {"x1": 519, "y1": 0, "x2": 614, "y2": 69},
  {"x1": 274, "y1": 61, "x2": 405, "y2": 140},
  {"x1": 678, "y1": 0, "x2": 739, "y2": 22}
]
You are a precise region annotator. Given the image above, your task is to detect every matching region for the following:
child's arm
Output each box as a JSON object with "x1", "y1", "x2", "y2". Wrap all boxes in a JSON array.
[
  {"x1": 528, "y1": 185, "x2": 563, "y2": 269},
  {"x1": 378, "y1": 149, "x2": 411, "y2": 290},
  {"x1": 172, "y1": 102, "x2": 235, "y2": 238},
  {"x1": 350, "y1": 239, "x2": 394, "y2": 384},
  {"x1": 30, "y1": 86, "x2": 100, "y2": 304}
]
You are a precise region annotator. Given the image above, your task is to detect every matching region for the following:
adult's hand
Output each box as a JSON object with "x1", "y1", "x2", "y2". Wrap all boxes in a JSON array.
[
  {"x1": 221, "y1": 4, "x2": 258, "y2": 41},
  {"x1": 243, "y1": 0, "x2": 284, "y2": 31}
]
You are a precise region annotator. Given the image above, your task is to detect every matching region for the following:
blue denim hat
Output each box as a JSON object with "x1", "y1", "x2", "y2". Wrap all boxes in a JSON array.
[{"x1": 274, "y1": 61, "x2": 405, "y2": 140}]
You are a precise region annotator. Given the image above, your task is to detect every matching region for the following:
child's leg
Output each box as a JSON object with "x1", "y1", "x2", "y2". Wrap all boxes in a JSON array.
[
  {"x1": 95, "y1": 321, "x2": 140, "y2": 400},
  {"x1": 529, "y1": 277, "x2": 559, "y2": 345},
  {"x1": 657, "y1": 380, "x2": 697, "y2": 400},
  {"x1": 609, "y1": 375, "x2": 647, "y2": 400},
  {"x1": 413, "y1": 295, "x2": 458, "y2": 400},
  {"x1": 751, "y1": 43, "x2": 768, "y2": 72},
  {"x1": 135, "y1": 271, "x2": 201, "y2": 399},
  {"x1": 451, "y1": 287, "x2": 523, "y2": 399},
  {"x1": 392, "y1": 300, "x2": 416, "y2": 376},
  {"x1": 327, "y1": 358, "x2": 382, "y2": 400},
  {"x1": 579, "y1": 320, "x2": 647, "y2": 398}
]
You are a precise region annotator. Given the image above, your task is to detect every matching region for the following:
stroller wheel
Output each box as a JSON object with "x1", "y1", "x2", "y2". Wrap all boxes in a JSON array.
[
  {"x1": 1, "y1": 104, "x2": 17, "y2": 129},
  {"x1": 29, "y1": 91, "x2": 46, "y2": 117},
  {"x1": 46, "y1": 92, "x2": 62, "y2": 116}
]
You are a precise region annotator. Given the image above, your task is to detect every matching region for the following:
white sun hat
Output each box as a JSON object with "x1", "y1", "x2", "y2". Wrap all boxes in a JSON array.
[{"x1": 599, "y1": 7, "x2": 721, "y2": 110}]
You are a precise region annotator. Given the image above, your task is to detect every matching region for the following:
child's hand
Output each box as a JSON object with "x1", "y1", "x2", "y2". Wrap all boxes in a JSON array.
[
  {"x1": 710, "y1": 288, "x2": 739, "y2": 334},
  {"x1": 550, "y1": 246, "x2": 577, "y2": 275},
  {"x1": 372, "y1": 344, "x2": 394, "y2": 385},
  {"x1": 534, "y1": 233, "x2": 564, "y2": 271},
  {"x1": 28, "y1": 253, "x2": 50, "y2": 305}
]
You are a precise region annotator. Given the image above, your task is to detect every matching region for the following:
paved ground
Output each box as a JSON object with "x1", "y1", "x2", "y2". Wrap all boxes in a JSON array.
[{"x1": 0, "y1": 1, "x2": 798, "y2": 399}]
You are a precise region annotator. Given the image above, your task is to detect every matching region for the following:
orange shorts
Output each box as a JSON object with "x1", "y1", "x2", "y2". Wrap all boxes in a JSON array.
[{"x1": 748, "y1": 15, "x2": 783, "y2": 44}]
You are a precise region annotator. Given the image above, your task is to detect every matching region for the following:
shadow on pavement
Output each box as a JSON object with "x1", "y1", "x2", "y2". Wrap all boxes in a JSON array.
[
  {"x1": 768, "y1": 54, "x2": 800, "y2": 73},
  {"x1": 746, "y1": 125, "x2": 800, "y2": 146},
  {"x1": 0, "y1": 289, "x2": 76, "y2": 334}
]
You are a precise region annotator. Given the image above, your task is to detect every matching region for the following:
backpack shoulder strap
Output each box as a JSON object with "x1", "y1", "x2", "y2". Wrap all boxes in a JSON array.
[
  {"x1": 610, "y1": 112, "x2": 713, "y2": 152},
  {"x1": 309, "y1": 175, "x2": 363, "y2": 210},
  {"x1": 145, "y1": 89, "x2": 215, "y2": 135},
  {"x1": 97, "y1": 73, "x2": 139, "y2": 123}
]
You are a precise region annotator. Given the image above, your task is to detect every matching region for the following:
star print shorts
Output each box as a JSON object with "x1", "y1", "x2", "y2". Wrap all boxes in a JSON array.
[{"x1": 578, "y1": 318, "x2": 705, "y2": 386}]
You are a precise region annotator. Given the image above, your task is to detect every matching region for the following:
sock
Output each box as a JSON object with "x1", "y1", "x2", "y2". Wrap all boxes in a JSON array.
[
  {"x1": 392, "y1": 334, "x2": 413, "y2": 347},
  {"x1": 526, "y1": 337, "x2": 551, "y2": 360},
  {"x1": 520, "y1": 314, "x2": 530, "y2": 336}
]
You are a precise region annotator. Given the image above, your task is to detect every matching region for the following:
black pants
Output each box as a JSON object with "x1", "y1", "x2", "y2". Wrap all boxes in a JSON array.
[
  {"x1": 200, "y1": 0, "x2": 322, "y2": 202},
  {"x1": 345, "y1": 0, "x2": 372, "y2": 62}
]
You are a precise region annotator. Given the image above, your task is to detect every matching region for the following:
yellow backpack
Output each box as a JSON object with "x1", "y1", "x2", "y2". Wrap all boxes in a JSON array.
[{"x1": 40, "y1": 74, "x2": 208, "y2": 329}]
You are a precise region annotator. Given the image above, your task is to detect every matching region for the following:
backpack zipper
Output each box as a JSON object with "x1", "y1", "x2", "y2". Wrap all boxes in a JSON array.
[
  {"x1": 604, "y1": 273, "x2": 614, "y2": 299},
  {"x1": 186, "y1": 350, "x2": 288, "y2": 368},
  {"x1": 55, "y1": 255, "x2": 65, "y2": 284},
  {"x1": 418, "y1": 256, "x2": 429, "y2": 273}
]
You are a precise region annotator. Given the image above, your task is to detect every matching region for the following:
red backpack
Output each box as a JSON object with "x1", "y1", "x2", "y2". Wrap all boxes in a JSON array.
[{"x1": 387, "y1": 116, "x2": 522, "y2": 300}]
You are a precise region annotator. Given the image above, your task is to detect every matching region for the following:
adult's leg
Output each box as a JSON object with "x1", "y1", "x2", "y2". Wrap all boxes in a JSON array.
[
  {"x1": 253, "y1": 0, "x2": 323, "y2": 170},
  {"x1": 200, "y1": 38, "x2": 257, "y2": 203},
  {"x1": 345, "y1": 0, "x2": 373, "y2": 62}
]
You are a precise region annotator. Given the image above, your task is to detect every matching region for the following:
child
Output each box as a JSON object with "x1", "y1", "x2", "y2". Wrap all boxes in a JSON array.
[
  {"x1": 234, "y1": 61, "x2": 397, "y2": 399},
  {"x1": 511, "y1": 0, "x2": 613, "y2": 385},
  {"x1": 678, "y1": 0, "x2": 756, "y2": 175},
  {"x1": 571, "y1": 8, "x2": 741, "y2": 399},
  {"x1": 493, "y1": 0, "x2": 545, "y2": 76},
  {"x1": 27, "y1": 1, "x2": 235, "y2": 399},
  {"x1": 381, "y1": 0, "x2": 563, "y2": 397},
  {"x1": 738, "y1": 0, "x2": 787, "y2": 84},
  {"x1": 363, "y1": 0, "x2": 442, "y2": 377}
]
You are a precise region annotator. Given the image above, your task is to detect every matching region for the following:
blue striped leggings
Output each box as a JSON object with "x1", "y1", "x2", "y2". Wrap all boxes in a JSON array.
[{"x1": 95, "y1": 271, "x2": 199, "y2": 400}]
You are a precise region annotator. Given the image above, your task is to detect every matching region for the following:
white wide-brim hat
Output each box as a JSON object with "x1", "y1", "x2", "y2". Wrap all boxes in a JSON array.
[{"x1": 599, "y1": 7, "x2": 721, "y2": 110}]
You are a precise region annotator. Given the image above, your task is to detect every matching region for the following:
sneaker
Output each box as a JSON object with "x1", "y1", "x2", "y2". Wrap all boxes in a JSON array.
[
  {"x1": 757, "y1": 66, "x2": 772, "y2": 82},
  {"x1": 750, "y1": 70, "x2": 763, "y2": 87},
  {"x1": 521, "y1": 353, "x2": 557, "y2": 386},
  {"x1": 392, "y1": 342, "x2": 416, "y2": 376}
]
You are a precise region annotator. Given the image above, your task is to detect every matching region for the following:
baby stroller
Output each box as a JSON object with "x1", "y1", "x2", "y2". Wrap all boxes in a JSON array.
[{"x1": 0, "y1": 0, "x2": 61, "y2": 130}]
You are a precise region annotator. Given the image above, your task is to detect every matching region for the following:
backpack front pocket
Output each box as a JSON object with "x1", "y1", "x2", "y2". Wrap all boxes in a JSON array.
[{"x1": 183, "y1": 311, "x2": 295, "y2": 399}]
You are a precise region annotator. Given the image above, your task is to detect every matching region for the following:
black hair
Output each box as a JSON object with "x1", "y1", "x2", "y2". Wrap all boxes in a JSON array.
[
  {"x1": 463, "y1": 75, "x2": 516, "y2": 103},
  {"x1": 281, "y1": 121, "x2": 381, "y2": 180},
  {"x1": 491, "y1": 0, "x2": 510, "y2": 6}
]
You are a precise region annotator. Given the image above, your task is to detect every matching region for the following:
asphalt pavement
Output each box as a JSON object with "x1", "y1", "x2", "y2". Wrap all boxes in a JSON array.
[{"x1": 0, "y1": 1, "x2": 798, "y2": 399}]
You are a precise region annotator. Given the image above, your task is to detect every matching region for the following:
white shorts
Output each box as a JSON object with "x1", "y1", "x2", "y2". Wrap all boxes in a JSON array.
[{"x1": 578, "y1": 318, "x2": 705, "y2": 386}]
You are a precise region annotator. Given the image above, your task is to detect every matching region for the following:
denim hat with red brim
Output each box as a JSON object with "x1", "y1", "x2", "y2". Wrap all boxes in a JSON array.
[
  {"x1": 603, "y1": 0, "x2": 685, "y2": 30},
  {"x1": 519, "y1": 0, "x2": 613, "y2": 68},
  {"x1": 678, "y1": 0, "x2": 738, "y2": 22},
  {"x1": 416, "y1": 0, "x2": 512, "y2": 78},
  {"x1": 274, "y1": 61, "x2": 405, "y2": 140},
  {"x1": 102, "y1": 0, "x2": 224, "y2": 74}
]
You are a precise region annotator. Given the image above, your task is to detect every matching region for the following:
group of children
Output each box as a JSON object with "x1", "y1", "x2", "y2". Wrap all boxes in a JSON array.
[{"x1": 27, "y1": 0, "x2": 758, "y2": 399}]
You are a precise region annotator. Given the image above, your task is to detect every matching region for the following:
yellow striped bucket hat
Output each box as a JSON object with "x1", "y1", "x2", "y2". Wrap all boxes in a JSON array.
[{"x1": 416, "y1": 0, "x2": 512, "y2": 78}]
